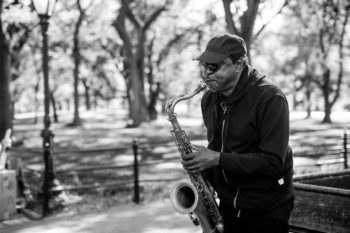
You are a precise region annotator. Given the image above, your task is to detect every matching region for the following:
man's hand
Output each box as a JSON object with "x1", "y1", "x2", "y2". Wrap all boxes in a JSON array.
[{"x1": 180, "y1": 145, "x2": 220, "y2": 173}]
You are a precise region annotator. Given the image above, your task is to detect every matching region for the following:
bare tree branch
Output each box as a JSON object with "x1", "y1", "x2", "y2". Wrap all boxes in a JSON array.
[
  {"x1": 254, "y1": 0, "x2": 290, "y2": 39},
  {"x1": 77, "y1": 0, "x2": 94, "y2": 12},
  {"x1": 156, "y1": 27, "x2": 201, "y2": 67},
  {"x1": 222, "y1": 0, "x2": 237, "y2": 34},
  {"x1": 113, "y1": 2, "x2": 133, "y2": 57},
  {"x1": 143, "y1": 6, "x2": 166, "y2": 31},
  {"x1": 123, "y1": 0, "x2": 143, "y2": 28}
]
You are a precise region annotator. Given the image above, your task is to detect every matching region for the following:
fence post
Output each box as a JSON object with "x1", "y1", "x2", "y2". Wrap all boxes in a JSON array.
[
  {"x1": 133, "y1": 138, "x2": 140, "y2": 204},
  {"x1": 344, "y1": 129, "x2": 348, "y2": 169}
]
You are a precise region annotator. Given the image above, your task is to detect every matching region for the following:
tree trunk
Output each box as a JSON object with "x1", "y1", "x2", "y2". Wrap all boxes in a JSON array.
[
  {"x1": 305, "y1": 89, "x2": 311, "y2": 119},
  {"x1": 323, "y1": 102, "x2": 332, "y2": 123},
  {"x1": 292, "y1": 80, "x2": 297, "y2": 111},
  {"x1": 148, "y1": 82, "x2": 161, "y2": 120},
  {"x1": 221, "y1": 0, "x2": 289, "y2": 63},
  {"x1": 322, "y1": 68, "x2": 332, "y2": 123},
  {"x1": 127, "y1": 58, "x2": 149, "y2": 127},
  {"x1": 72, "y1": 44, "x2": 81, "y2": 125},
  {"x1": 305, "y1": 72, "x2": 312, "y2": 119},
  {"x1": 146, "y1": 38, "x2": 159, "y2": 120},
  {"x1": 317, "y1": 1, "x2": 349, "y2": 124},
  {"x1": 222, "y1": 0, "x2": 261, "y2": 60},
  {"x1": 82, "y1": 79, "x2": 91, "y2": 110},
  {"x1": 71, "y1": 0, "x2": 90, "y2": 126},
  {"x1": 0, "y1": 5, "x2": 12, "y2": 139},
  {"x1": 113, "y1": 1, "x2": 166, "y2": 127},
  {"x1": 50, "y1": 91, "x2": 58, "y2": 123}
]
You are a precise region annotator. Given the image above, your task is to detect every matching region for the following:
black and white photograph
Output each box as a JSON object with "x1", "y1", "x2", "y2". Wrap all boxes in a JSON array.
[{"x1": 0, "y1": 0, "x2": 349, "y2": 233}]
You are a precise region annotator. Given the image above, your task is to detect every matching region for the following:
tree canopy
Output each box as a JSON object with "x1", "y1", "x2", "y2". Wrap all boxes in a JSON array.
[{"x1": 0, "y1": 0, "x2": 349, "y2": 135}]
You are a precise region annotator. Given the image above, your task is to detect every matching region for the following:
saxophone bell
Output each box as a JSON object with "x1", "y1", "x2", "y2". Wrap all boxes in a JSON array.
[
  {"x1": 170, "y1": 181, "x2": 199, "y2": 215},
  {"x1": 171, "y1": 181, "x2": 224, "y2": 232}
]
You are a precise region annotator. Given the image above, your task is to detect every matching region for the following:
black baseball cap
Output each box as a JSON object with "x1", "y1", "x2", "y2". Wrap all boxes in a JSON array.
[{"x1": 194, "y1": 34, "x2": 247, "y2": 64}]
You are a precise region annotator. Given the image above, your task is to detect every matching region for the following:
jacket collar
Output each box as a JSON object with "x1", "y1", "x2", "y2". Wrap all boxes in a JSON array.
[{"x1": 214, "y1": 65, "x2": 265, "y2": 105}]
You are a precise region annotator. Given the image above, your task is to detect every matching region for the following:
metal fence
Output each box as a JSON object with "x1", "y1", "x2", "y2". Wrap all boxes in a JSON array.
[{"x1": 9, "y1": 129, "x2": 350, "y2": 215}]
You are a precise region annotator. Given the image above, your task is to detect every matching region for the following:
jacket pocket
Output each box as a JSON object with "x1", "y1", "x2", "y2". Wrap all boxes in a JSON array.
[{"x1": 235, "y1": 179, "x2": 280, "y2": 211}]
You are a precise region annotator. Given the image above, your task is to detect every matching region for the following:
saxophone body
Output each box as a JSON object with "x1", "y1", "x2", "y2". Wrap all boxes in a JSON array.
[{"x1": 166, "y1": 83, "x2": 224, "y2": 233}]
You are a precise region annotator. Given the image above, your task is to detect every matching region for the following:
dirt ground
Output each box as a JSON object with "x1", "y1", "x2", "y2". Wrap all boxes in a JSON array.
[{"x1": 1, "y1": 199, "x2": 202, "y2": 233}]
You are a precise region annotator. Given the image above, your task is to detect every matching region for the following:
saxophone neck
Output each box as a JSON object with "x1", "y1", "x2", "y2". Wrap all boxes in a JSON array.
[{"x1": 166, "y1": 82, "x2": 207, "y2": 115}]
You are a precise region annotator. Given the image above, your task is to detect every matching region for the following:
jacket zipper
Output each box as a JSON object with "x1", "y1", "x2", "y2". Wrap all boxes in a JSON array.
[
  {"x1": 220, "y1": 103, "x2": 229, "y2": 184},
  {"x1": 234, "y1": 188, "x2": 240, "y2": 209},
  {"x1": 221, "y1": 103, "x2": 240, "y2": 212},
  {"x1": 220, "y1": 118, "x2": 226, "y2": 152},
  {"x1": 220, "y1": 103, "x2": 227, "y2": 152}
]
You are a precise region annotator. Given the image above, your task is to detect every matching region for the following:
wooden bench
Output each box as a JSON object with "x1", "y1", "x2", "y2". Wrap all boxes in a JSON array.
[{"x1": 290, "y1": 169, "x2": 350, "y2": 233}]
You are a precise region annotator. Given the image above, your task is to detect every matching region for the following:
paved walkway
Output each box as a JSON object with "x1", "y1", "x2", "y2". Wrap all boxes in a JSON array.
[{"x1": 0, "y1": 200, "x2": 201, "y2": 233}]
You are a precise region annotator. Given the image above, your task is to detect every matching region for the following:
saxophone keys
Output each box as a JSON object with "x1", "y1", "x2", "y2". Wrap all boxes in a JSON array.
[
  {"x1": 197, "y1": 184, "x2": 203, "y2": 192},
  {"x1": 188, "y1": 212, "x2": 200, "y2": 226}
]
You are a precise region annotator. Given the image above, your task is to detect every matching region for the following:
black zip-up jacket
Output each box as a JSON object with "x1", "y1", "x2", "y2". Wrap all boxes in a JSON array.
[{"x1": 201, "y1": 65, "x2": 294, "y2": 213}]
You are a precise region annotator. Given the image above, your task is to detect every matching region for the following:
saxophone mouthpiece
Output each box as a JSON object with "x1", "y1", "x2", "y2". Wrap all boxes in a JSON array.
[{"x1": 195, "y1": 82, "x2": 207, "y2": 93}]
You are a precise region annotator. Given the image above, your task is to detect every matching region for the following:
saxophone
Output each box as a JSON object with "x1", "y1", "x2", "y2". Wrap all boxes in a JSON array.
[{"x1": 166, "y1": 83, "x2": 224, "y2": 233}]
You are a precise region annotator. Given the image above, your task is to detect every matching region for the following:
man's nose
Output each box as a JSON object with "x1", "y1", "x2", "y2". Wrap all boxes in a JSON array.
[
  {"x1": 203, "y1": 72, "x2": 214, "y2": 80},
  {"x1": 204, "y1": 69, "x2": 215, "y2": 76}
]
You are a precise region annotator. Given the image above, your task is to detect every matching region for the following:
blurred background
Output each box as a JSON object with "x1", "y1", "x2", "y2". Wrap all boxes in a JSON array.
[{"x1": 0, "y1": 0, "x2": 349, "y2": 129}]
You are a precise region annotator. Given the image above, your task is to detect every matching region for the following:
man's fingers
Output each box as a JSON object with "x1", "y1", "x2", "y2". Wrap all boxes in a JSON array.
[
  {"x1": 181, "y1": 151, "x2": 199, "y2": 161},
  {"x1": 181, "y1": 154, "x2": 193, "y2": 161},
  {"x1": 181, "y1": 158, "x2": 197, "y2": 166},
  {"x1": 191, "y1": 144, "x2": 201, "y2": 151},
  {"x1": 182, "y1": 163, "x2": 200, "y2": 173},
  {"x1": 181, "y1": 158, "x2": 204, "y2": 173}
]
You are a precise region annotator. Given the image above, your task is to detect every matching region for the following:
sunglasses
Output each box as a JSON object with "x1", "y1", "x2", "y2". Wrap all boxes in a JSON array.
[
  {"x1": 199, "y1": 62, "x2": 222, "y2": 74},
  {"x1": 200, "y1": 56, "x2": 247, "y2": 74}
]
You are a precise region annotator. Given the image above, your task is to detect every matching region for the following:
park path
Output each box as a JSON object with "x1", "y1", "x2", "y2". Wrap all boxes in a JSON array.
[{"x1": 0, "y1": 200, "x2": 201, "y2": 233}]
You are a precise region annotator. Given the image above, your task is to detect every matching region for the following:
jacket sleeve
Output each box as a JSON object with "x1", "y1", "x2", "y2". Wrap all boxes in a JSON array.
[{"x1": 219, "y1": 93, "x2": 290, "y2": 178}]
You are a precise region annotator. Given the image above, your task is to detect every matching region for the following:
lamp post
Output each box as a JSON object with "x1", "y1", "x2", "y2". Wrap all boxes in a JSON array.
[{"x1": 32, "y1": 0, "x2": 63, "y2": 216}]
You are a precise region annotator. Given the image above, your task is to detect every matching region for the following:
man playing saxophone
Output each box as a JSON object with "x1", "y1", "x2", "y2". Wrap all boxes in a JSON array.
[{"x1": 180, "y1": 34, "x2": 294, "y2": 233}]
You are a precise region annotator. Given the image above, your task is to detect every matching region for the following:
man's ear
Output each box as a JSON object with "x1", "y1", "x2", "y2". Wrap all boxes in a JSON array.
[{"x1": 235, "y1": 59, "x2": 245, "y2": 72}]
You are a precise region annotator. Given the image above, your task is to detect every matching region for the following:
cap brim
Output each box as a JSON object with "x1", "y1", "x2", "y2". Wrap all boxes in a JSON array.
[{"x1": 193, "y1": 51, "x2": 228, "y2": 63}]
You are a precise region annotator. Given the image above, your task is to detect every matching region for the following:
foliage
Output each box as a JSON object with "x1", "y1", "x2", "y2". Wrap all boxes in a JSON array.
[
  {"x1": 286, "y1": 0, "x2": 350, "y2": 122},
  {"x1": 253, "y1": 0, "x2": 350, "y2": 119},
  {"x1": 0, "y1": 0, "x2": 349, "y2": 127}
]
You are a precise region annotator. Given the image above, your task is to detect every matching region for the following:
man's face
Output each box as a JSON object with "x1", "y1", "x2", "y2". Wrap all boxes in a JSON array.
[{"x1": 200, "y1": 58, "x2": 240, "y2": 96}]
